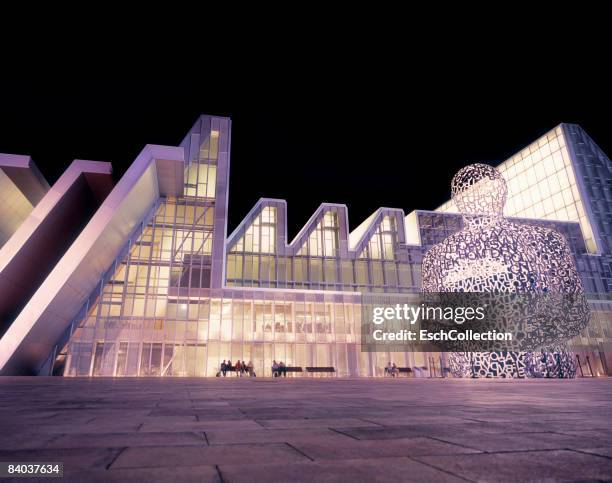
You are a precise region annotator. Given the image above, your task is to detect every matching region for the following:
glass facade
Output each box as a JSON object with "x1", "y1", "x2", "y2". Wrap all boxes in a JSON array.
[
  {"x1": 65, "y1": 127, "x2": 219, "y2": 376},
  {"x1": 61, "y1": 119, "x2": 612, "y2": 377},
  {"x1": 438, "y1": 126, "x2": 598, "y2": 253},
  {"x1": 226, "y1": 204, "x2": 418, "y2": 294}
]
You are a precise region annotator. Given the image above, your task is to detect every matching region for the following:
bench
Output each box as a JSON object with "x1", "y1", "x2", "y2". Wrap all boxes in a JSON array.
[
  {"x1": 273, "y1": 366, "x2": 303, "y2": 377},
  {"x1": 384, "y1": 367, "x2": 411, "y2": 377},
  {"x1": 305, "y1": 367, "x2": 336, "y2": 377},
  {"x1": 223, "y1": 366, "x2": 251, "y2": 374}
]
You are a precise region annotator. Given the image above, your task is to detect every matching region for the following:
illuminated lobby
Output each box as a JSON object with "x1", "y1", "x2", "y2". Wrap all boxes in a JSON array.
[{"x1": 0, "y1": 117, "x2": 610, "y2": 378}]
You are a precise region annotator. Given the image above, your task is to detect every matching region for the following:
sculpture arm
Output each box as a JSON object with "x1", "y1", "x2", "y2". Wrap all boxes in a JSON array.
[
  {"x1": 527, "y1": 229, "x2": 590, "y2": 347},
  {"x1": 543, "y1": 229, "x2": 584, "y2": 293}
]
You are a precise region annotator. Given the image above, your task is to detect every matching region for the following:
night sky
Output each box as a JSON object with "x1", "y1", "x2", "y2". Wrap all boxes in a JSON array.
[{"x1": 1, "y1": 74, "x2": 610, "y2": 238}]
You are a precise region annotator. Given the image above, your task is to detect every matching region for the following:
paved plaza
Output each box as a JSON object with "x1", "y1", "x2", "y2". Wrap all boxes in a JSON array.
[{"x1": 0, "y1": 377, "x2": 611, "y2": 482}]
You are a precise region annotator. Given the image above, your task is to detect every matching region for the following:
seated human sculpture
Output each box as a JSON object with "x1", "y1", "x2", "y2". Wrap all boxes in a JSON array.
[{"x1": 421, "y1": 163, "x2": 590, "y2": 378}]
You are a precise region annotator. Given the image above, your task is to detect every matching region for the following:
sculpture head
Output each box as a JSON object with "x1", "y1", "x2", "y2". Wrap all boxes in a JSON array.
[{"x1": 451, "y1": 163, "x2": 507, "y2": 217}]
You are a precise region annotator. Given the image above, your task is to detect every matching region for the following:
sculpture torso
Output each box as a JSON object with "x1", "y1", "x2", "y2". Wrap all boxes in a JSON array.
[{"x1": 420, "y1": 163, "x2": 588, "y2": 378}]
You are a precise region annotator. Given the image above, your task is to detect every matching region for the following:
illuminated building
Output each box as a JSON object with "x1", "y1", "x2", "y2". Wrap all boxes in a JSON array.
[{"x1": 0, "y1": 117, "x2": 610, "y2": 377}]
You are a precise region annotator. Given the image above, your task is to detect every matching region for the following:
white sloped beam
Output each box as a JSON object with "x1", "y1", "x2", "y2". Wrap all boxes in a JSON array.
[
  {"x1": 0, "y1": 144, "x2": 184, "y2": 375},
  {"x1": 0, "y1": 154, "x2": 50, "y2": 247}
]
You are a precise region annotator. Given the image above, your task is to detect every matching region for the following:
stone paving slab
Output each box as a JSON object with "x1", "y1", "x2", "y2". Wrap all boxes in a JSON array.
[
  {"x1": 575, "y1": 446, "x2": 612, "y2": 458},
  {"x1": 0, "y1": 420, "x2": 144, "y2": 434},
  {"x1": 0, "y1": 433, "x2": 62, "y2": 451},
  {"x1": 205, "y1": 428, "x2": 350, "y2": 445},
  {"x1": 0, "y1": 377, "x2": 611, "y2": 482},
  {"x1": 290, "y1": 436, "x2": 481, "y2": 459},
  {"x1": 139, "y1": 419, "x2": 263, "y2": 432},
  {"x1": 68, "y1": 465, "x2": 221, "y2": 483},
  {"x1": 0, "y1": 447, "x2": 122, "y2": 473},
  {"x1": 111, "y1": 443, "x2": 309, "y2": 469},
  {"x1": 414, "y1": 449, "x2": 612, "y2": 482},
  {"x1": 46, "y1": 431, "x2": 207, "y2": 449},
  {"x1": 550, "y1": 429, "x2": 612, "y2": 445},
  {"x1": 431, "y1": 430, "x2": 603, "y2": 452},
  {"x1": 255, "y1": 417, "x2": 382, "y2": 429},
  {"x1": 217, "y1": 457, "x2": 466, "y2": 483}
]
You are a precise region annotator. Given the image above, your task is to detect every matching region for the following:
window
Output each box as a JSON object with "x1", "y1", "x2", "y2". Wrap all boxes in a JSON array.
[
  {"x1": 231, "y1": 206, "x2": 276, "y2": 254},
  {"x1": 297, "y1": 210, "x2": 339, "y2": 257},
  {"x1": 360, "y1": 215, "x2": 396, "y2": 260}
]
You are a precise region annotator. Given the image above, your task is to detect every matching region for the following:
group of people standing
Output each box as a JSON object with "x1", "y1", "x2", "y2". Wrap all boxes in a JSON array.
[{"x1": 219, "y1": 360, "x2": 255, "y2": 377}]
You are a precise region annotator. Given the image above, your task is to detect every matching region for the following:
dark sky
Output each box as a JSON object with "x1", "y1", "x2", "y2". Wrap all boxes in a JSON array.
[{"x1": 1, "y1": 73, "x2": 610, "y2": 237}]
